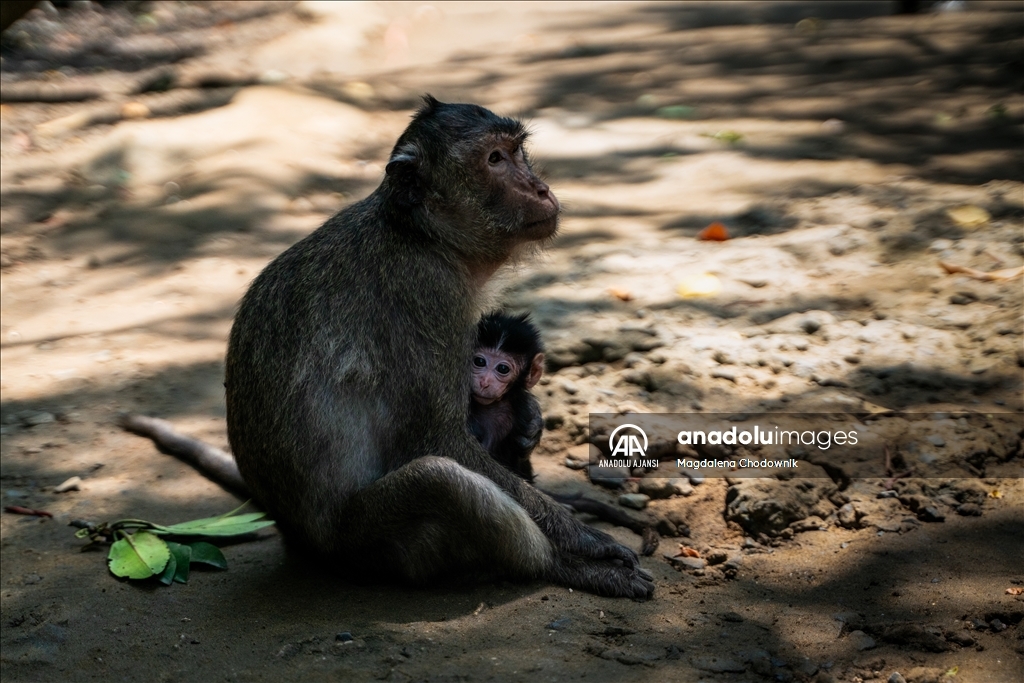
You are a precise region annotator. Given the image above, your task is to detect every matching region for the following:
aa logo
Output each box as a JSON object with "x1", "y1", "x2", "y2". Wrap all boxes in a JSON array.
[{"x1": 608, "y1": 424, "x2": 648, "y2": 458}]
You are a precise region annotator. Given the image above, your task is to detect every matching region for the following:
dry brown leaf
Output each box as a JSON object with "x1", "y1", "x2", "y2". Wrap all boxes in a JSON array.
[
  {"x1": 988, "y1": 489, "x2": 1003, "y2": 499},
  {"x1": 676, "y1": 545, "x2": 701, "y2": 558},
  {"x1": 946, "y1": 204, "x2": 990, "y2": 228},
  {"x1": 1005, "y1": 587, "x2": 1024, "y2": 595},
  {"x1": 697, "y1": 221, "x2": 730, "y2": 241},
  {"x1": 608, "y1": 287, "x2": 633, "y2": 301},
  {"x1": 939, "y1": 261, "x2": 1024, "y2": 282}
]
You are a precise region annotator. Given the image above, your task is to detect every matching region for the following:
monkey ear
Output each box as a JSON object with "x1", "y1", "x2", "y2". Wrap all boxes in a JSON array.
[
  {"x1": 385, "y1": 150, "x2": 418, "y2": 178},
  {"x1": 385, "y1": 146, "x2": 424, "y2": 205},
  {"x1": 525, "y1": 353, "x2": 545, "y2": 389}
]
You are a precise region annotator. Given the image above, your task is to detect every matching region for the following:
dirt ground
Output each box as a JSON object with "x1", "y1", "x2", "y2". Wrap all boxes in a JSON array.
[{"x1": 1, "y1": 2, "x2": 1022, "y2": 682}]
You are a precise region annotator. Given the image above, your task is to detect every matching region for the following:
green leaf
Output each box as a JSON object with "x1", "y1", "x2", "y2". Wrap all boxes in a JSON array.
[
  {"x1": 188, "y1": 542, "x2": 227, "y2": 570},
  {"x1": 108, "y1": 531, "x2": 170, "y2": 579},
  {"x1": 656, "y1": 105, "x2": 695, "y2": 119},
  {"x1": 157, "y1": 553, "x2": 177, "y2": 585},
  {"x1": 160, "y1": 511, "x2": 274, "y2": 537},
  {"x1": 166, "y1": 542, "x2": 192, "y2": 584}
]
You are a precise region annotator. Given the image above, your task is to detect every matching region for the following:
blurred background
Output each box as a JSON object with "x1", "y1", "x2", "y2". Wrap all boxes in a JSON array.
[{"x1": 1, "y1": 3, "x2": 1022, "y2": 681}]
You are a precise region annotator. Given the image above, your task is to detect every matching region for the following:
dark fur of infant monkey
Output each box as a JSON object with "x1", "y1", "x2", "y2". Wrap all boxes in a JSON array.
[{"x1": 468, "y1": 312, "x2": 546, "y2": 481}]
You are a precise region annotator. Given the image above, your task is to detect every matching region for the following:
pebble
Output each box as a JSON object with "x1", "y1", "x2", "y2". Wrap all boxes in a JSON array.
[
  {"x1": 546, "y1": 617, "x2": 570, "y2": 631},
  {"x1": 674, "y1": 556, "x2": 706, "y2": 571},
  {"x1": 877, "y1": 490, "x2": 898, "y2": 499},
  {"x1": 927, "y1": 434, "x2": 946, "y2": 447},
  {"x1": 837, "y1": 503, "x2": 858, "y2": 528},
  {"x1": 848, "y1": 630, "x2": 876, "y2": 651},
  {"x1": 989, "y1": 618, "x2": 1007, "y2": 632},
  {"x1": 710, "y1": 369, "x2": 736, "y2": 382},
  {"x1": 889, "y1": 673, "x2": 907, "y2": 683},
  {"x1": 560, "y1": 380, "x2": 579, "y2": 395},
  {"x1": 54, "y1": 476, "x2": 82, "y2": 493},
  {"x1": 956, "y1": 503, "x2": 982, "y2": 516},
  {"x1": 618, "y1": 493, "x2": 650, "y2": 510},
  {"x1": 703, "y1": 549, "x2": 727, "y2": 566},
  {"x1": 721, "y1": 611, "x2": 744, "y2": 622},
  {"x1": 335, "y1": 632, "x2": 354, "y2": 642},
  {"x1": 23, "y1": 412, "x2": 56, "y2": 427},
  {"x1": 917, "y1": 506, "x2": 945, "y2": 523}
]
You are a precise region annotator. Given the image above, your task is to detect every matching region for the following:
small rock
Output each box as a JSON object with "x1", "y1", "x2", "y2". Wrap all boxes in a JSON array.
[
  {"x1": 877, "y1": 490, "x2": 898, "y2": 499},
  {"x1": 706, "y1": 549, "x2": 728, "y2": 565},
  {"x1": 917, "y1": 506, "x2": 945, "y2": 523},
  {"x1": 837, "y1": 503, "x2": 859, "y2": 529},
  {"x1": 23, "y1": 573, "x2": 43, "y2": 585},
  {"x1": 335, "y1": 632, "x2": 354, "y2": 642},
  {"x1": 989, "y1": 618, "x2": 1007, "y2": 632},
  {"x1": 710, "y1": 369, "x2": 736, "y2": 382},
  {"x1": 721, "y1": 611, "x2": 744, "y2": 623},
  {"x1": 926, "y1": 434, "x2": 946, "y2": 447},
  {"x1": 945, "y1": 631, "x2": 975, "y2": 647},
  {"x1": 23, "y1": 412, "x2": 56, "y2": 427},
  {"x1": 638, "y1": 477, "x2": 691, "y2": 499},
  {"x1": 888, "y1": 673, "x2": 907, "y2": 683},
  {"x1": 849, "y1": 630, "x2": 876, "y2": 651},
  {"x1": 546, "y1": 617, "x2": 570, "y2": 631},
  {"x1": 970, "y1": 618, "x2": 989, "y2": 630},
  {"x1": 956, "y1": 502, "x2": 982, "y2": 516},
  {"x1": 674, "y1": 556, "x2": 706, "y2": 571},
  {"x1": 618, "y1": 493, "x2": 650, "y2": 510},
  {"x1": 54, "y1": 476, "x2": 82, "y2": 493},
  {"x1": 949, "y1": 292, "x2": 978, "y2": 305},
  {"x1": 560, "y1": 380, "x2": 579, "y2": 395},
  {"x1": 564, "y1": 456, "x2": 588, "y2": 470}
]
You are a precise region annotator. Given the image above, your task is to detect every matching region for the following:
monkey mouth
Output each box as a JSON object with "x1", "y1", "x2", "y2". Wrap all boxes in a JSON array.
[{"x1": 523, "y1": 214, "x2": 559, "y2": 238}]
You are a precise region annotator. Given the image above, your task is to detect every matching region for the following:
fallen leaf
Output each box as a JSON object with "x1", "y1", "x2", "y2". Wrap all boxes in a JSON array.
[
  {"x1": 677, "y1": 273, "x2": 721, "y2": 298},
  {"x1": 988, "y1": 489, "x2": 1002, "y2": 499},
  {"x1": 939, "y1": 261, "x2": 1023, "y2": 282},
  {"x1": 608, "y1": 287, "x2": 633, "y2": 301},
  {"x1": 120, "y1": 101, "x2": 150, "y2": 119},
  {"x1": 946, "y1": 205, "x2": 990, "y2": 229},
  {"x1": 677, "y1": 546, "x2": 701, "y2": 558},
  {"x1": 698, "y1": 222, "x2": 730, "y2": 241},
  {"x1": 1006, "y1": 587, "x2": 1024, "y2": 595},
  {"x1": 656, "y1": 105, "x2": 695, "y2": 119}
]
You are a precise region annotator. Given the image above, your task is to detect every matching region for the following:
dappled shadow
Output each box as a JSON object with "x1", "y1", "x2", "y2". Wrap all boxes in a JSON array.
[{"x1": 520, "y1": 2, "x2": 1023, "y2": 186}]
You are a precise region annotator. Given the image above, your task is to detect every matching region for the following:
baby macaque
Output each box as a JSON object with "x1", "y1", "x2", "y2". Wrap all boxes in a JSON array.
[{"x1": 468, "y1": 312, "x2": 545, "y2": 481}]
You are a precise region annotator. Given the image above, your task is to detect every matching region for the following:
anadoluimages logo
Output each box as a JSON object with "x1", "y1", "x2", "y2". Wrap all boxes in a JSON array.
[{"x1": 608, "y1": 424, "x2": 648, "y2": 458}]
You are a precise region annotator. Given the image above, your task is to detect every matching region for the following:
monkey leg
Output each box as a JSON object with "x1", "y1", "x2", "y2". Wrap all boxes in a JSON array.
[
  {"x1": 336, "y1": 456, "x2": 653, "y2": 598},
  {"x1": 337, "y1": 455, "x2": 553, "y2": 584}
]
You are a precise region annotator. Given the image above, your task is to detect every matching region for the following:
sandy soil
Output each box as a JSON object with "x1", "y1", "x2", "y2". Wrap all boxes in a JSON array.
[{"x1": 1, "y1": 2, "x2": 1022, "y2": 682}]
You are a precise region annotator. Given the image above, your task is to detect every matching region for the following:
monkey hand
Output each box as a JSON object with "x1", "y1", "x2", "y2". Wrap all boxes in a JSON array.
[{"x1": 513, "y1": 412, "x2": 543, "y2": 454}]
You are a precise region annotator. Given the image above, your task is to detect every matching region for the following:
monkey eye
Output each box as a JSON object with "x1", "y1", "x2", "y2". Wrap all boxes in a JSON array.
[
  {"x1": 473, "y1": 356, "x2": 487, "y2": 368},
  {"x1": 488, "y1": 150, "x2": 503, "y2": 164},
  {"x1": 496, "y1": 362, "x2": 511, "y2": 375}
]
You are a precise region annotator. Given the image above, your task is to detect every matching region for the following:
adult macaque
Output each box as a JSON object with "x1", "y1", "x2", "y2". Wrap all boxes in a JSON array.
[
  {"x1": 468, "y1": 311, "x2": 545, "y2": 481},
  {"x1": 129, "y1": 97, "x2": 653, "y2": 599}
]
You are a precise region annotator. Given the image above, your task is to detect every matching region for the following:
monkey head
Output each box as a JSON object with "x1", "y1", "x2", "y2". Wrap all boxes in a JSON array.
[
  {"x1": 383, "y1": 96, "x2": 560, "y2": 265},
  {"x1": 471, "y1": 312, "x2": 545, "y2": 405}
]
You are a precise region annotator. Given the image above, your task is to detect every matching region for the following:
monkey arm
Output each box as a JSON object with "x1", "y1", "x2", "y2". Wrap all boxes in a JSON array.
[{"x1": 488, "y1": 392, "x2": 542, "y2": 481}]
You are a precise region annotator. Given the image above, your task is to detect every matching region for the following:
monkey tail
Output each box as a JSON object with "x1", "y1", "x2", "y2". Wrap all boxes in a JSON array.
[{"x1": 119, "y1": 413, "x2": 250, "y2": 499}]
